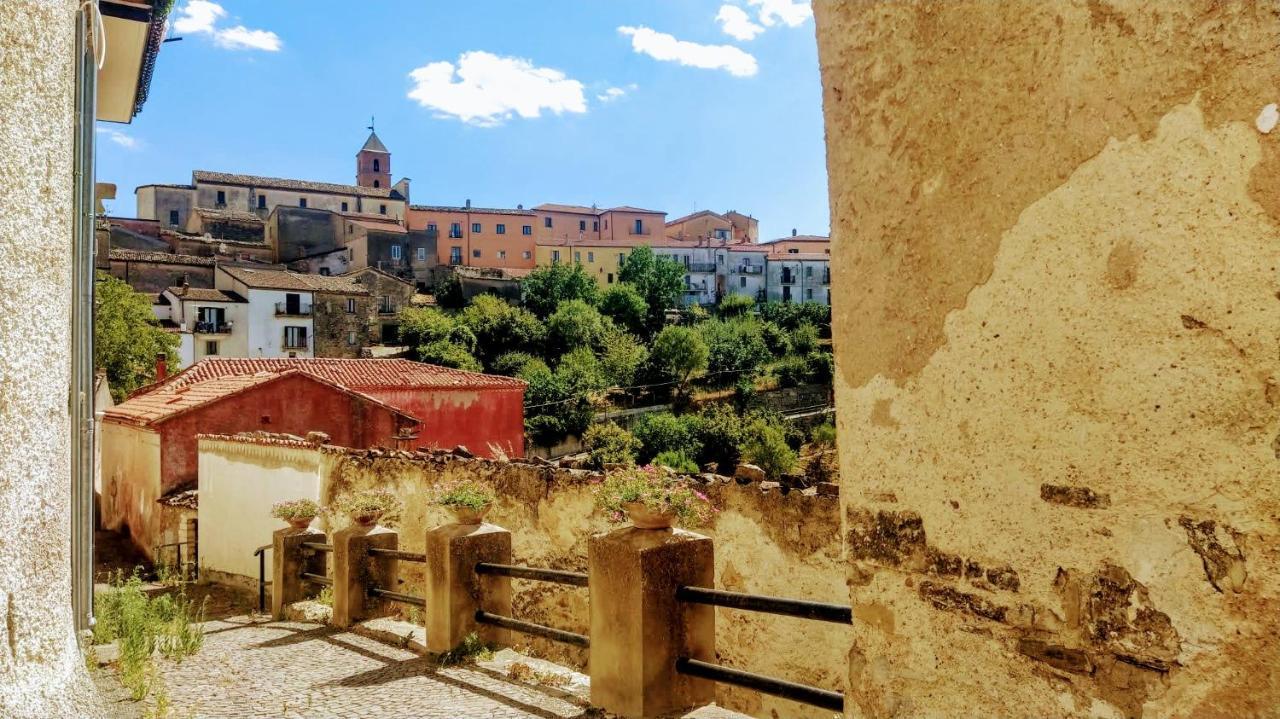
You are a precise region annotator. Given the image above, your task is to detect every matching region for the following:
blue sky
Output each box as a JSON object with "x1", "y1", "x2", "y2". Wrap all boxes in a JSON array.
[{"x1": 97, "y1": 0, "x2": 828, "y2": 241}]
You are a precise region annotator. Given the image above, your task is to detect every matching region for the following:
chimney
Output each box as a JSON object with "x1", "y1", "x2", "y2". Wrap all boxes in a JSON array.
[
  {"x1": 465, "y1": 198, "x2": 471, "y2": 209},
  {"x1": 517, "y1": 203, "x2": 523, "y2": 210},
  {"x1": 792, "y1": 228, "x2": 797, "y2": 237},
  {"x1": 155, "y1": 353, "x2": 168, "y2": 381}
]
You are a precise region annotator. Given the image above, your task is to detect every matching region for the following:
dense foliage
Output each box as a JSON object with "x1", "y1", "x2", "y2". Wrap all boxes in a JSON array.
[
  {"x1": 618, "y1": 246, "x2": 685, "y2": 334},
  {"x1": 582, "y1": 421, "x2": 641, "y2": 469},
  {"x1": 94, "y1": 272, "x2": 180, "y2": 401},
  {"x1": 521, "y1": 263, "x2": 599, "y2": 318}
]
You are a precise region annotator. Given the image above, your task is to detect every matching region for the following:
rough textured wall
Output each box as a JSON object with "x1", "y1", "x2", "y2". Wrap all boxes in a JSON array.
[
  {"x1": 313, "y1": 447, "x2": 846, "y2": 719},
  {"x1": 0, "y1": 1, "x2": 101, "y2": 715},
  {"x1": 815, "y1": 2, "x2": 1280, "y2": 717}
]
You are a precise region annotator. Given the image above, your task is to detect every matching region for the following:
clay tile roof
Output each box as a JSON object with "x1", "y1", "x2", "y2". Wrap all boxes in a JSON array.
[
  {"x1": 770, "y1": 252, "x2": 831, "y2": 260},
  {"x1": 193, "y1": 170, "x2": 392, "y2": 199},
  {"x1": 157, "y1": 488, "x2": 198, "y2": 509},
  {"x1": 109, "y1": 249, "x2": 215, "y2": 266},
  {"x1": 131, "y1": 358, "x2": 525, "y2": 401},
  {"x1": 106, "y1": 369, "x2": 420, "y2": 427},
  {"x1": 409, "y1": 205, "x2": 534, "y2": 216},
  {"x1": 217, "y1": 266, "x2": 369, "y2": 295},
  {"x1": 165, "y1": 287, "x2": 247, "y2": 303},
  {"x1": 193, "y1": 207, "x2": 264, "y2": 224},
  {"x1": 348, "y1": 218, "x2": 407, "y2": 235},
  {"x1": 533, "y1": 203, "x2": 600, "y2": 215},
  {"x1": 605, "y1": 205, "x2": 666, "y2": 215},
  {"x1": 666, "y1": 209, "x2": 724, "y2": 225},
  {"x1": 761, "y1": 235, "x2": 830, "y2": 244}
]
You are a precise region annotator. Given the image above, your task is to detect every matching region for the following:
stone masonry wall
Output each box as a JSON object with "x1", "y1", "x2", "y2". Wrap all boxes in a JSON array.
[
  {"x1": 315, "y1": 446, "x2": 845, "y2": 719},
  {"x1": 815, "y1": 2, "x2": 1280, "y2": 717}
]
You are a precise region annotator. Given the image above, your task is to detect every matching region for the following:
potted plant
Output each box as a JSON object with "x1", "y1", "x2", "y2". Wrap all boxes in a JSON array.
[
  {"x1": 335, "y1": 490, "x2": 400, "y2": 527},
  {"x1": 435, "y1": 479, "x2": 496, "y2": 525},
  {"x1": 271, "y1": 499, "x2": 320, "y2": 529},
  {"x1": 595, "y1": 465, "x2": 717, "y2": 530}
]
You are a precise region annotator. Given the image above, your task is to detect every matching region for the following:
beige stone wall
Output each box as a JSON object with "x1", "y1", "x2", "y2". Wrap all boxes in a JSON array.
[
  {"x1": 99, "y1": 422, "x2": 163, "y2": 557},
  {"x1": 0, "y1": 1, "x2": 101, "y2": 715},
  {"x1": 815, "y1": 2, "x2": 1280, "y2": 717}
]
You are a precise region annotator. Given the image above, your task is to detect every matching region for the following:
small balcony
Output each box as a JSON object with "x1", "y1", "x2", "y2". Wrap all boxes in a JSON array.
[
  {"x1": 780, "y1": 274, "x2": 796, "y2": 285},
  {"x1": 275, "y1": 302, "x2": 312, "y2": 316},
  {"x1": 378, "y1": 304, "x2": 398, "y2": 315},
  {"x1": 193, "y1": 321, "x2": 232, "y2": 335},
  {"x1": 686, "y1": 262, "x2": 716, "y2": 273},
  {"x1": 737, "y1": 264, "x2": 764, "y2": 275},
  {"x1": 628, "y1": 227, "x2": 651, "y2": 236},
  {"x1": 282, "y1": 336, "x2": 309, "y2": 350},
  {"x1": 822, "y1": 271, "x2": 831, "y2": 285}
]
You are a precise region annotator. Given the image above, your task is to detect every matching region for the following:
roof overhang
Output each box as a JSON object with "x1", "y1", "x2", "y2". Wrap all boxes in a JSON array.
[{"x1": 97, "y1": 0, "x2": 168, "y2": 124}]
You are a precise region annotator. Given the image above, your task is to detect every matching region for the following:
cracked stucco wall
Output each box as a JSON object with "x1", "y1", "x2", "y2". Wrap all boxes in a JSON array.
[
  {"x1": 815, "y1": 1, "x2": 1280, "y2": 717},
  {"x1": 0, "y1": 1, "x2": 101, "y2": 716}
]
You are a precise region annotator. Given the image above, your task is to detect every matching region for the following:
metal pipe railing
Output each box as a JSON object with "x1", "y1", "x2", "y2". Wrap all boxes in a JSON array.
[
  {"x1": 675, "y1": 586, "x2": 852, "y2": 625},
  {"x1": 368, "y1": 547, "x2": 426, "y2": 563},
  {"x1": 253, "y1": 544, "x2": 271, "y2": 613},
  {"x1": 368, "y1": 586, "x2": 426, "y2": 608},
  {"x1": 301, "y1": 572, "x2": 332, "y2": 587},
  {"x1": 474, "y1": 610, "x2": 589, "y2": 648},
  {"x1": 475, "y1": 562, "x2": 588, "y2": 587},
  {"x1": 301, "y1": 542, "x2": 333, "y2": 552},
  {"x1": 675, "y1": 657, "x2": 843, "y2": 713}
]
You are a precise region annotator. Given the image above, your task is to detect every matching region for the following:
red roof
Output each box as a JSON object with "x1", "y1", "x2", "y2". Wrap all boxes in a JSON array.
[
  {"x1": 131, "y1": 358, "x2": 525, "y2": 400},
  {"x1": 104, "y1": 369, "x2": 420, "y2": 427}
]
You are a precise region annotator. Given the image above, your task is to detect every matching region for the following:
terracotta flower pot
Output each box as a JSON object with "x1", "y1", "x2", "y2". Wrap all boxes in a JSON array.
[
  {"x1": 449, "y1": 504, "x2": 491, "y2": 525},
  {"x1": 623, "y1": 501, "x2": 676, "y2": 530},
  {"x1": 286, "y1": 517, "x2": 315, "y2": 530},
  {"x1": 351, "y1": 511, "x2": 383, "y2": 527}
]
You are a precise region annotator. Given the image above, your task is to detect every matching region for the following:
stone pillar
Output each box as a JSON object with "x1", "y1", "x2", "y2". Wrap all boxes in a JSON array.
[
  {"x1": 271, "y1": 527, "x2": 326, "y2": 620},
  {"x1": 331, "y1": 525, "x2": 398, "y2": 629},
  {"x1": 424, "y1": 523, "x2": 511, "y2": 654},
  {"x1": 588, "y1": 527, "x2": 715, "y2": 718},
  {"x1": 813, "y1": 2, "x2": 1280, "y2": 717}
]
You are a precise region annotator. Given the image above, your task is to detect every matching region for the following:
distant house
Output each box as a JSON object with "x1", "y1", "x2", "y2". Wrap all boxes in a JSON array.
[{"x1": 213, "y1": 265, "x2": 370, "y2": 358}]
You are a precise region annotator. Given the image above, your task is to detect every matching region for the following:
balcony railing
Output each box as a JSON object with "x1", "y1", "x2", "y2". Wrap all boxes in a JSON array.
[
  {"x1": 193, "y1": 321, "x2": 232, "y2": 335},
  {"x1": 780, "y1": 275, "x2": 795, "y2": 285},
  {"x1": 275, "y1": 302, "x2": 312, "y2": 316},
  {"x1": 282, "y1": 336, "x2": 309, "y2": 349},
  {"x1": 378, "y1": 305, "x2": 397, "y2": 315},
  {"x1": 686, "y1": 262, "x2": 716, "y2": 273},
  {"x1": 737, "y1": 264, "x2": 764, "y2": 275},
  {"x1": 628, "y1": 227, "x2": 651, "y2": 236},
  {"x1": 823, "y1": 271, "x2": 831, "y2": 284}
]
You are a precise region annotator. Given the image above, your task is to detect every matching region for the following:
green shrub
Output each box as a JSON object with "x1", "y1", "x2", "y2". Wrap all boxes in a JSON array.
[
  {"x1": 458, "y1": 294, "x2": 544, "y2": 368},
  {"x1": 418, "y1": 339, "x2": 482, "y2": 372},
  {"x1": 648, "y1": 326, "x2": 709, "y2": 388},
  {"x1": 521, "y1": 263, "x2": 599, "y2": 318},
  {"x1": 439, "y1": 632, "x2": 496, "y2": 666},
  {"x1": 791, "y1": 322, "x2": 820, "y2": 355},
  {"x1": 632, "y1": 412, "x2": 700, "y2": 463},
  {"x1": 653, "y1": 450, "x2": 700, "y2": 474},
  {"x1": 806, "y1": 351, "x2": 834, "y2": 384},
  {"x1": 698, "y1": 319, "x2": 770, "y2": 383},
  {"x1": 599, "y1": 283, "x2": 649, "y2": 336},
  {"x1": 491, "y1": 351, "x2": 538, "y2": 377},
  {"x1": 434, "y1": 273, "x2": 466, "y2": 310},
  {"x1": 811, "y1": 421, "x2": 837, "y2": 447},
  {"x1": 582, "y1": 422, "x2": 641, "y2": 469},
  {"x1": 716, "y1": 293, "x2": 755, "y2": 318},
  {"x1": 594, "y1": 465, "x2": 716, "y2": 527},
  {"x1": 759, "y1": 321, "x2": 791, "y2": 357},
  {"x1": 599, "y1": 326, "x2": 647, "y2": 387},
  {"x1": 546, "y1": 299, "x2": 608, "y2": 355},
  {"x1": 270, "y1": 498, "x2": 319, "y2": 522},
  {"x1": 692, "y1": 404, "x2": 746, "y2": 469},
  {"x1": 774, "y1": 355, "x2": 810, "y2": 388},
  {"x1": 92, "y1": 571, "x2": 206, "y2": 701},
  {"x1": 434, "y1": 478, "x2": 496, "y2": 510},
  {"x1": 741, "y1": 420, "x2": 798, "y2": 480}
]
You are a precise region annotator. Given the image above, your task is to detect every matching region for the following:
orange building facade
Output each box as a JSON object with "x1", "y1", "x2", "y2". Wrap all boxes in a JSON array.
[{"x1": 405, "y1": 204, "x2": 538, "y2": 271}]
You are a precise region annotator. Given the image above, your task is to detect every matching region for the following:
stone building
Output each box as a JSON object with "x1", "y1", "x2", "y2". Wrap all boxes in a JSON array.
[
  {"x1": 213, "y1": 266, "x2": 369, "y2": 358},
  {"x1": 184, "y1": 207, "x2": 265, "y2": 243},
  {"x1": 106, "y1": 248, "x2": 215, "y2": 293},
  {"x1": 345, "y1": 266, "x2": 416, "y2": 345}
]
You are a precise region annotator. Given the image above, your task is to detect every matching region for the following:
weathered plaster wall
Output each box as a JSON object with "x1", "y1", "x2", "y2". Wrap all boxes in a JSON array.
[
  {"x1": 815, "y1": 2, "x2": 1280, "y2": 717},
  {"x1": 200, "y1": 439, "x2": 845, "y2": 718},
  {"x1": 0, "y1": 1, "x2": 101, "y2": 715},
  {"x1": 99, "y1": 422, "x2": 162, "y2": 557}
]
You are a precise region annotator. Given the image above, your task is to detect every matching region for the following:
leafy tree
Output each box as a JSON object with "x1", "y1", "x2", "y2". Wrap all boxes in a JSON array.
[
  {"x1": 521, "y1": 349, "x2": 608, "y2": 447},
  {"x1": 741, "y1": 419, "x2": 798, "y2": 480},
  {"x1": 545, "y1": 299, "x2": 608, "y2": 356},
  {"x1": 698, "y1": 319, "x2": 770, "y2": 382},
  {"x1": 398, "y1": 306, "x2": 480, "y2": 370},
  {"x1": 691, "y1": 404, "x2": 746, "y2": 470},
  {"x1": 759, "y1": 321, "x2": 791, "y2": 358},
  {"x1": 791, "y1": 322, "x2": 820, "y2": 355},
  {"x1": 653, "y1": 450, "x2": 700, "y2": 474},
  {"x1": 774, "y1": 355, "x2": 810, "y2": 388},
  {"x1": 582, "y1": 422, "x2": 641, "y2": 469},
  {"x1": 557, "y1": 347, "x2": 607, "y2": 392},
  {"x1": 95, "y1": 272, "x2": 179, "y2": 401},
  {"x1": 618, "y1": 246, "x2": 685, "y2": 333},
  {"x1": 398, "y1": 306, "x2": 458, "y2": 348},
  {"x1": 759, "y1": 301, "x2": 830, "y2": 335},
  {"x1": 418, "y1": 339, "x2": 482, "y2": 372},
  {"x1": 434, "y1": 273, "x2": 466, "y2": 310},
  {"x1": 598, "y1": 283, "x2": 649, "y2": 336},
  {"x1": 632, "y1": 412, "x2": 700, "y2": 463},
  {"x1": 806, "y1": 351, "x2": 835, "y2": 384},
  {"x1": 716, "y1": 293, "x2": 755, "y2": 318},
  {"x1": 521, "y1": 263, "x2": 599, "y2": 318},
  {"x1": 458, "y1": 294, "x2": 544, "y2": 368},
  {"x1": 491, "y1": 351, "x2": 539, "y2": 377},
  {"x1": 648, "y1": 326, "x2": 709, "y2": 390},
  {"x1": 598, "y1": 326, "x2": 647, "y2": 388}
]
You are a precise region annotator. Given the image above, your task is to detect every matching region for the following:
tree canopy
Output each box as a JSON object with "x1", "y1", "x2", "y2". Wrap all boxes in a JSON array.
[
  {"x1": 94, "y1": 272, "x2": 179, "y2": 401},
  {"x1": 521, "y1": 263, "x2": 599, "y2": 318},
  {"x1": 618, "y1": 246, "x2": 685, "y2": 334}
]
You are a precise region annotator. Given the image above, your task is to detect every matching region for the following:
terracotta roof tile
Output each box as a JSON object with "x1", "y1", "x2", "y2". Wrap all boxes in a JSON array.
[
  {"x1": 410, "y1": 205, "x2": 533, "y2": 216},
  {"x1": 193, "y1": 207, "x2": 264, "y2": 224},
  {"x1": 533, "y1": 203, "x2": 599, "y2": 215},
  {"x1": 193, "y1": 170, "x2": 392, "y2": 199},
  {"x1": 761, "y1": 235, "x2": 830, "y2": 244},
  {"x1": 165, "y1": 287, "x2": 247, "y2": 303},
  {"x1": 217, "y1": 266, "x2": 369, "y2": 294},
  {"x1": 109, "y1": 249, "x2": 214, "y2": 266}
]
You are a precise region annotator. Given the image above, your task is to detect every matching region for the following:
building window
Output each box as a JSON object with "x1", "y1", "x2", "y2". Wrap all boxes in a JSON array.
[
  {"x1": 299, "y1": 198, "x2": 307, "y2": 208},
  {"x1": 714, "y1": 229, "x2": 728, "y2": 240},
  {"x1": 544, "y1": 217, "x2": 552, "y2": 228},
  {"x1": 391, "y1": 245, "x2": 402, "y2": 260},
  {"x1": 498, "y1": 250, "x2": 507, "y2": 260},
  {"x1": 216, "y1": 190, "x2": 225, "y2": 205},
  {"x1": 205, "y1": 340, "x2": 219, "y2": 356},
  {"x1": 341, "y1": 202, "x2": 348, "y2": 212},
  {"x1": 450, "y1": 223, "x2": 462, "y2": 238},
  {"x1": 574, "y1": 251, "x2": 581, "y2": 263},
  {"x1": 522, "y1": 250, "x2": 531, "y2": 259},
  {"x1": 373, "y1": 180, "x2": 380, "y2": 188},
  {"x1": 256, "y1": 195, "x2": 266, "y2": 210},
  {"x1": 473, "y1": 249, "x2": 481, "y2": 258},
  {"x1": 427, "y1": 223, "x2": 437, "y2": 232},
  {"x1": 472, "y1": 222, "x2": 482, "y2": 233},
  {"x1": 579, "y1": 220, "x2": 586, "y2": 232},
  {"x1": 788, "y1": 248, "x2": 798, "y2": 254},
  {"x1": 450, "y1": 247, "x2": 462, "y2": 265},
  {"x1": 522, "y1": 225, "x2": 532, "y2": 235},
  {"x1": 593, "y1": 221, "x2": 599, "y2": 231},
  {"x1": 633, "y1": 219, "x2": 643, "y2": 234},
  {"x1": 805, "y1": 288, "x2": 814, "y2": 300},
  {"x1": 168, "y1": 210, "x2": 179, "y2": 225},
  {"x1": 346, "y1": 297, "x2": 356, "y2": 313},
  {"x1": 805, "y1": 265, "x2": 813, "y2": 277},
  {"x1": 496, "y1": 224, "x2": 506, "y2": 235},
  {"x1": 379, "y1": 204, "x2": 387, "y2": 215},
  {"x1": 379, "y1": 295, "x2": 393, "y2": 313},
  {"x1": 416, "y1": 247, "x2": 426, "y2": 261},
  {"x1": 372, "y1": 158, "x2": 380, "y2": 172},
  {"x1": 348, "y1": 331, "x2": 357, "y2": 346},
  {"x1": 607, "y1": 273, "x2": 614, "y2": 284},
  {"x1": 618, "y1": 253, "x2": 625, "y2": 265},
  {"x1": 717, "y1": 254, "x2": 724, "y2": 264},
  {"x1": 552, "y1": 250, "x2": 561, "y2": 263},
  {"x1": 284, "y1": 326, "x2": 308, "y2": 349},
  {"x1": 587, "y1": 251, "x2": 594, "y2": 263}
]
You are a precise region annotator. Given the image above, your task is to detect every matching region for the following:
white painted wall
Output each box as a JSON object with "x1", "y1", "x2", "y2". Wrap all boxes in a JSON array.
[
  {"x1": 725, "y1": 249, "x2": 768, "y2": 301},
  {"x1": 99, "y1": 422, "x2": 162, "y2": 555},
  {"x1": 197, "y1": 439, "x2": 323, "y2": 580},
  {"x1": 215, "y1": 271, "x2": 314, "y2": 357}
]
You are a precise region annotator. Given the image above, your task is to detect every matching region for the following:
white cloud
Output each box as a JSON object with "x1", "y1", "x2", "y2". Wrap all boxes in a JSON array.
[
  {"x1": 407, "y1": 51, "x2": 587, "y2": 127},
  {"x1": 617, "y1": 26, "x2": 758, "y2": 78},
  {"x1": 716, "y1": 5, "x2": 764, "y2": 41},
  {"x1": 596, "y1": 84, "x2": 637, "y2": 103},
  {"x1": 171, "y1": 1, "x2": 280, "y2": 52},
  {"x1": 748, "y1": 0, "x2": 812, "y2": 28},
  {"x1": 96, "y1": 127, "x2": 139, "y2": 150},
  {"x1": 214, "y1": 25, "x2": 281, "y2": 51}
]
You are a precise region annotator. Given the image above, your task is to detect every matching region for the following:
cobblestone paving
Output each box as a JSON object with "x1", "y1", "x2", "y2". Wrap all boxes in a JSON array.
[{"x1": 127, "y1": 616, "x2": 591, "y2": 719}]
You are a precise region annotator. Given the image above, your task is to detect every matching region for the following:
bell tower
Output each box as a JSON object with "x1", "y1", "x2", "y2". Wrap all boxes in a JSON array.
[{"x1": 356, "y1": 119, "x2": 390, "y2": 190}]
